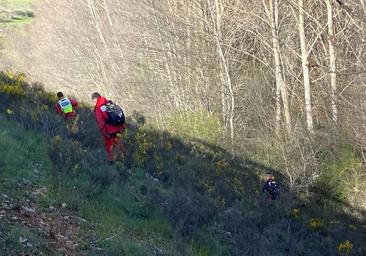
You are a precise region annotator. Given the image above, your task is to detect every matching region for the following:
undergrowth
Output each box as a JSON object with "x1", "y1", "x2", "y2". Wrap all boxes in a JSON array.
[{"x1": 1, "y1": 71, "x2": 366, "y2": 255}]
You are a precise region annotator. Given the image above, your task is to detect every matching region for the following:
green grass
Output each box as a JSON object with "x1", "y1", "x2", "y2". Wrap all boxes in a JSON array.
[
  {"x1": 0, "y1": 0, "x2": 35, "y2": 9},
  {"x1": 0, "y1": 117, "x2": 52, "y2": 196},
  {"x1": 0, "y1": 222, "x2": 48, "y2": 255},
  {"x1": 0, "y1": 117, "x2": 55, "y2": 254},
  {"x1": 4, "y1": 15, "x2": 33, "y2": 26},
  {"x1": 48, "y1": 169, "x2": 173, "y2": 254},
  {"x1": 161, "y1": 109, "x2": 223, "y2": 145},
  {"x1": 0, "y1": 0, "x2": 36, "y2": 28},
  {"x1": 0, "y1": 116, "x2": 174, "y2": 255}
]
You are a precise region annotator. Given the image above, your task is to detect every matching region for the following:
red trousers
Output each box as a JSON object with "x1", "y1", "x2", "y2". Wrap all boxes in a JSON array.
[{"x1": 104, "y1": 135, "x2": 126, "y2": 161}]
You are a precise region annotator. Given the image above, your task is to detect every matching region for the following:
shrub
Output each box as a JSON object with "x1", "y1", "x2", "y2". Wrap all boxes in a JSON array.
[
  {"x1": 314, "y1": 146, "x2": 365, "y2": 209},
  {"x1": 338, "y1": 240, "x2": 352, "y2": 256},
  {"x1": 308, "y1": 218, "x2": 326, "y2": 232},
  {"x1": 162, "y1": 109, "x2": 223, "y2": 145},
  {"x1": 165, "y1": 189, "x2": 216, "y2": 238},
  {"x1": 291, "y1": 208, "x2": 301, "y2": 219}
]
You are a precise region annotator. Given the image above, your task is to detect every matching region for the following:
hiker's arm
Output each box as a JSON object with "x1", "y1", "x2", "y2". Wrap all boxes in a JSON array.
[
  {"x1": 95, "y1": 109, "x2": 107, "y2": 137},
  {"x1": 55, "y1": 103, "x2": 62, "y2": 115},
  {"x1": 70, "y1": 98, "x2": 78, "y2": 108}
]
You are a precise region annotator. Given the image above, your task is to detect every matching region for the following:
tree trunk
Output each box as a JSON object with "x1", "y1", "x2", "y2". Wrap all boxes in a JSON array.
[
  {"x1": 216, "y1": 0, "x2": 235, "y2": 150},
  {"x1": 298, "y1": 0, "x2": 314, "y2": 133},
  {"x1": 275, "y1": 80, "x2": 282, "y2": 135},
  {"x1": 326, "y1": 0, "x2": 338, "y2": 123},
  {"x1": 268, "y1": 0, "x2": 292, "y2": 133}
]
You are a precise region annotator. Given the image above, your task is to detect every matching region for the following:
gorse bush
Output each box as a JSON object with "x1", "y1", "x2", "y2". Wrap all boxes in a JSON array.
[
  {"x1": 0, "y1": 71, "x2": 63, "y2": 136},
  {"x1": 308, "y1": 218, "x2": 326, "y2": 232},
  {"x1": 338, "y1": 240, "x2": 353, "y2": 256},
  {"x1": 0, "y1": 71, "x2": 26, "y2": 99}
]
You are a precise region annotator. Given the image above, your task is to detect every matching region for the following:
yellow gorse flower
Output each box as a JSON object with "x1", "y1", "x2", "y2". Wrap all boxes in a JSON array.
[
  {"x1": 338, "y1": 240, "x2": 352, "y2": 253},
  {"x1": 52, "y1": 135, "x2": 62, "y2": 146},
  {"x1": 6, "y1": 70, "x2": 14, "y2": 80},
  {"x1": 214, "y1": 160, "x2": 229, "y2": 170},
  {"x1": 309, "y1": 218, "x2": 325, "y2": 231},
  {"x1": 291, "y1": 208, "x2": 301, "y2": 219}
]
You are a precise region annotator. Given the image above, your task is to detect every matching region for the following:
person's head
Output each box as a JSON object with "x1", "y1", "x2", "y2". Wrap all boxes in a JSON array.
[
  {"x1": 91, "y1": 92, "x2": 101, "y2": 104},
  {"x1": 57, "y1": 92, "x2": 64, "y2": 99},
  {"x1": 266, "y1": 173, "x2": 274, "y2": 181}
]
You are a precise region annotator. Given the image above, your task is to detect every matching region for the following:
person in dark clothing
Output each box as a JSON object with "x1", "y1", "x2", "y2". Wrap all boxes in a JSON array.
[{"x1": 262, "y1": 173, "x2": 280, "y2": 201}]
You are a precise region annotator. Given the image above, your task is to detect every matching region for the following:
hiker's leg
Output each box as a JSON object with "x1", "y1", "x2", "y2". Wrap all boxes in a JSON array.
[
  {"x1": 267, "y1": 193, "x2": 272, "y2": 202},
  {"x1": 104, "y1": 136, "x2": 115, "y2": 161},
  {"x1": 71, "y1": 115, "x2": 79, "y2": 133},
  {"x1": 115, "y1": 133, "x2": 127, "y2": 158}
]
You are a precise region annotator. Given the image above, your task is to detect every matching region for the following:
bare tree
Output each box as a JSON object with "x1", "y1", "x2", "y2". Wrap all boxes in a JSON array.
[
  {"x1": 297, "y1": 0, "x2": 314, "y2": 133},
  {"x1": 326, "y1": 0, "x2": 338, "y2": 123},
  {"x1": 263, "y1": 0, "x2": 292, "y2": 134}
]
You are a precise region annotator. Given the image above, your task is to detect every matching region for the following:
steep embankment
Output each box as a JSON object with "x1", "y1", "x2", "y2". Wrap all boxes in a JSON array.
[
  {"x1": 0, "y1": 72, "x2": 235, "y2": 255},
  {"x1": 1, "y1": 73, "x2": 366, "y2": 255},
  {"x1": 0, "y1": 117, "x2": 89, "y2": 255},
  {"x1": 0, "y1": 116, "x2": 175, "y2": 255}
]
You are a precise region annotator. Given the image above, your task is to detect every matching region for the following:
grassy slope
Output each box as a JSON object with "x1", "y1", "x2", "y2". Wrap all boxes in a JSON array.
[
  {"x1": 0, "y1": 116, "x2": 50, "y2": 191},
  {"x1": 0, "y1": 73, "x2": 366, "y2": 256},
  {"x1": 0, "y1": 116, "x2": 174, "y2": 255},
  {"x1": 0, "y1": 117, "x2": 54, "y2": 254}
]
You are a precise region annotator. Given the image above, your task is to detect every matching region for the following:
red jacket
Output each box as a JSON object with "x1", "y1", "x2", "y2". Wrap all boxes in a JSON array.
[
  {"x1": 94, "y1": 96, "x2": 126, "y2": 137},
  {"x1": 55, "y1": 97, "x2": 78, "y2": 120}
]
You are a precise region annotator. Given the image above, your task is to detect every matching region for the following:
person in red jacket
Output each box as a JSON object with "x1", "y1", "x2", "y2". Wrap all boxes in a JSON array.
[
  {"x1": 92, "y1": 92, "x2": 126, "y2": 164},
  {"x1": 55, "y1": 92, "x2": 78, "y2": 120},
  {"x1": 55, "y1": 92, "x2": 79, "y2": 133}
]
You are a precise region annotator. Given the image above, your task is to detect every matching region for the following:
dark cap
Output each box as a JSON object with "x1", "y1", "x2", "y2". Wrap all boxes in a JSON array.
[
  {"x1": 57, "y1": 92, "x2": 64, "y2": 98},
  {"x1": 91, "y1": 92, "x2": 101, "y2": 100}
]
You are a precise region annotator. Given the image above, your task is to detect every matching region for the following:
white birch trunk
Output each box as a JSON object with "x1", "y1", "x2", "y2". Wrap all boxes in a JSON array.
[
  {"x1": 213, "y1": 0, "x2": 235, "y2": 149},
  {"x1": 268, "y1": 0, "x2": 292, "y2": 133},
  {"x1": 326, "y1": 0, "x2": 338, "y2": 123},
  {"x1": 298, "y1": 0, "x2": 314, "y2": 133},
  {"x1": 275, "y1": 81, "x2": 282, "y2": 135}
]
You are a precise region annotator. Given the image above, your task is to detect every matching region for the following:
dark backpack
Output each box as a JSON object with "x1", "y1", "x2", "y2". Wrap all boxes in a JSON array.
[
  {"x1": 105, "y1": 101, "x2": 125, "y2": 125},
  {"x1": 267, "y1": 180, "x2": 280, "y2": 199}
]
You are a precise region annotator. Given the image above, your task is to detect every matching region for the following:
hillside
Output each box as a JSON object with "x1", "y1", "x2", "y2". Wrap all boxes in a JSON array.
[
  {"x1": 0, "y1": 1, "x2": 366, "y2": 254},
  {"x1": 1, "y1": 73, "x2": 366, "y2": 255}
]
